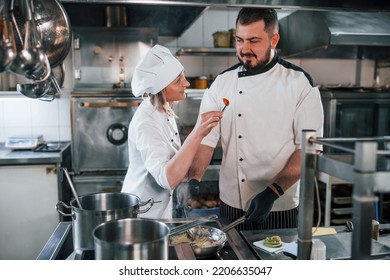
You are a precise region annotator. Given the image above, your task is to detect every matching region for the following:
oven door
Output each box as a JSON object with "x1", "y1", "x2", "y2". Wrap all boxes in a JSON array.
[
  {"x1": 321, "y1": 91, "x2": 390, "y2": 138},
  {"x1": 71, "y1": 95, "x2": 142, "y2": 173}
]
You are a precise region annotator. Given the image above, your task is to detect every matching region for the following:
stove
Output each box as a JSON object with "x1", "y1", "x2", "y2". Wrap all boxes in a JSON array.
[
  {"x1": 37, "y1": 219, "x2": 258, "y2": 260},
  {"x1": 65, "y1": 242, "x2": 239, "y2": 260}
]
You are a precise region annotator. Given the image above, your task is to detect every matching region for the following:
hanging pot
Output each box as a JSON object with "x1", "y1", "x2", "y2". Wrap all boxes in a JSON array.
[
  {"x1": 10, "y1": 0, "x2": 71, "y2": 68},
  {"x1": 56, "y1": 192, "x2": 154, "y2": 251}
]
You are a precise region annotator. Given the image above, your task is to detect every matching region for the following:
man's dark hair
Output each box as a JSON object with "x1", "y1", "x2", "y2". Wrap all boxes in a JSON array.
[{"x1": 236, "y1": 8, "x2": 279, "y2": 35}]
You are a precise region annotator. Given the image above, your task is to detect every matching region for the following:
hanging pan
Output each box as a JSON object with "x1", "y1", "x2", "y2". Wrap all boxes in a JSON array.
[{"x1": 10, "y1": 0, "x2": 71, "y2": 68}]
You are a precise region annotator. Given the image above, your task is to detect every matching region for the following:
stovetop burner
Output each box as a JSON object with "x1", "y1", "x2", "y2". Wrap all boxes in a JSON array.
[
  {"x1": 65, "y1": 243, "x2": 239, "y2": 260},
  {"x1": 66, "y1": 248, "x2": 179, "y2": 260}
]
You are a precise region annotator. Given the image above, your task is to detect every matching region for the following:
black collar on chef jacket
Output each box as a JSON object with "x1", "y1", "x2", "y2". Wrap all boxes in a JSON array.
[{"x1": 238, "y1": 52, "x2": 278, "y2": 78}]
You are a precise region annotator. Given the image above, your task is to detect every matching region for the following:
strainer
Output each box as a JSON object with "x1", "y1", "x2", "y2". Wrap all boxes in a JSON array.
[{"x1": 10, "y1": 0, "x2": 71, "y2": 68}]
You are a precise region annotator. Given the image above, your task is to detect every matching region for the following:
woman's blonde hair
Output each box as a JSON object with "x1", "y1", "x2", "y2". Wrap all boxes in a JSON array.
[{"x1": 149, "y1": 91, "x2": 177, "y2": 117}]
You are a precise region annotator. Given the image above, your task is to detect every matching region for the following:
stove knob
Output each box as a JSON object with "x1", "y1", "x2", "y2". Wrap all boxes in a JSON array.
[{"x1": 107, "y1": 123, "x2": 128, "y2": 145}]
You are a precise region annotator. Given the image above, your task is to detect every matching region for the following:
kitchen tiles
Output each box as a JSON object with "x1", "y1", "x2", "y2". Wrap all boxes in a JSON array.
[{"x1": 0, "y1": 94, "x2": 71, "y2": 142}]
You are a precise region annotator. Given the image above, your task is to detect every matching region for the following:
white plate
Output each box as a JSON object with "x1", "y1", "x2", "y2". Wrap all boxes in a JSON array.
[{"x1": 253, "y1": 239, "x2": 285, "y2": 254}]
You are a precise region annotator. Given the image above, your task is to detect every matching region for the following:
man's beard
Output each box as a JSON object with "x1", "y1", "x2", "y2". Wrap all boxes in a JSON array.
[{"x1": 238, "y1": 45, "x2": 272, "y2": 73}]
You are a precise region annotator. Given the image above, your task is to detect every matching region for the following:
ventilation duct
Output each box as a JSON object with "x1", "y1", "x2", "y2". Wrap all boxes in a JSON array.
[{"x1": 278, "y1": 11, "x2": 390, "y2": 59}]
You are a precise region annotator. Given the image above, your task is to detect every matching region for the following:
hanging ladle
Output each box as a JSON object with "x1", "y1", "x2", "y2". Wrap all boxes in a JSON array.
[
  {"x1": 62, "y1": 168, "x2": 83, "y2": 210},
  {"x1": 9, "y1": 0, "x2": 50, "y2": 81}
]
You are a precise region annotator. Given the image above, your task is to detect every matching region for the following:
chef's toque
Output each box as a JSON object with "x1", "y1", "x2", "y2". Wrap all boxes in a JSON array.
[{"x1": 131, "y1": 44, "x2": 184, "y2": 97}]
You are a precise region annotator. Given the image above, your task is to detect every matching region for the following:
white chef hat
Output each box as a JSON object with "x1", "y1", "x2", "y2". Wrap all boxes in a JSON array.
[{"x1": 131, "y1": 44, "x2": 184, "y2": 97}]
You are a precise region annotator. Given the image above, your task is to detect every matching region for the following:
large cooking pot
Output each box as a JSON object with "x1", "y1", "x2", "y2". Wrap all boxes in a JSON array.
[
  {"x1": 93, "y1": 218, "x2": 170, "y2": 260},
  {"x1": 56, "y1": 192, "x2": 153, "y2": 250}
]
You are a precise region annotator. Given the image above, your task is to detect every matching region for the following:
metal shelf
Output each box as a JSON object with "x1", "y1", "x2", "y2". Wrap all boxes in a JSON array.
[
  {"x1": 316, "y1": 153, "x2": 390, "y2": 193},
  {"x1": 299, "y1": 135, "x2": 390, "y2": 259},
  {"x1": 176, "y1": 47, "x2": 236, "y2": 56}
]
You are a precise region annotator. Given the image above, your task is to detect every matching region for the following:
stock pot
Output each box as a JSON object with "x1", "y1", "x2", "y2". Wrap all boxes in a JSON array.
[
  {"x1": 93, "y1": 218, "x2": 170, "y2": 260},
  {"x1": 56, "y1": 192, "x2": 153, "y2": 250}
]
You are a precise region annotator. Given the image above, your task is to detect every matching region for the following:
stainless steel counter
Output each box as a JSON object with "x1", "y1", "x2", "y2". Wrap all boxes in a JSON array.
[
  {"x1": 0, "y1": 142, "x2": 71, "y2": 165},
  {"x1": 241, "y1": 224, "x2": 390, "y2": 260}
]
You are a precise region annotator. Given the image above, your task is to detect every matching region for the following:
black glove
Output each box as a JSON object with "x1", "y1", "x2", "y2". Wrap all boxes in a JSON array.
[
  {"x1": 245, "y1": 187, "x2": 279, "y2": 223},
  {"x1": 188, "y1": 179, "x2": 201, "y2": 197}
]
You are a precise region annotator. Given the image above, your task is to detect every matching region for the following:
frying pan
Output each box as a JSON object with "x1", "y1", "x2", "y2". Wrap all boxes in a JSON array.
[
  {"x1": 188, "y1": 226, "x2": 227, "y2": 258},
  {"x1": 171, "y1": 216, "x2": 246, "y2": 258}
]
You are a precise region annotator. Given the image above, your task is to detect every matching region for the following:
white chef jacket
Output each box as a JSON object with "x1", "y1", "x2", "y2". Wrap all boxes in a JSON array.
[
  {"x1": 122, "y1": 98, "x2": 183, "y2": 218},
  {"x1": 199, "y1": 54, "x2": 324, "y2": 211}
]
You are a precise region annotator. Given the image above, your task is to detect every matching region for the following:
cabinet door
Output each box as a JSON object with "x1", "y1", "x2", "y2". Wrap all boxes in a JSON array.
[{"x1": 0, "y1": 165, "x2": 59, "y2": 260}]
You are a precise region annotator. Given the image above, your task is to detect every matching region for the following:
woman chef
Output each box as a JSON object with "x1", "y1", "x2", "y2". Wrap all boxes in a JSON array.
[{"x1": 121, "y1": 45, "x2": 223, "y2": 218}]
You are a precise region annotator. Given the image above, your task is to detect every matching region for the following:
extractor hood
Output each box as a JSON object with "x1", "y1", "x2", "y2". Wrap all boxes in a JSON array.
[
  {"x1": 61, "y1": 2, "x2": 208, "y2": 37},
  {"x1": 59, "y1": 1, "x2": 390, "y2": 59},
  {"x1": 278, "y1": 11, "x2": 390, "y2": 59}
]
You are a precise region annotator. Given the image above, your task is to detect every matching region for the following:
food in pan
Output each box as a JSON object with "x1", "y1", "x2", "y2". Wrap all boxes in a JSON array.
[
  {"x1": 192, "y1": 239, "x2": 220, "y2": 248},
  {"x1": 171, "y1": 226, "x2": 227, "y2": 258},
  {"x1": 170, "y1": 233, "x2": 192, "y2": 244},
  {"x1": 170, "y1": 226, "x2": 222, "y2": 249},
  {"x1": 263, "y1": 235, "x2": 282, "y2": 248}
]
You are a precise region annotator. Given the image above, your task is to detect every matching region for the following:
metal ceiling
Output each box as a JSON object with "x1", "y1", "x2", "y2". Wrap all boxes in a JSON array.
[{"x1": 60, "y1": 1, "x2": 390, "y2": 12}]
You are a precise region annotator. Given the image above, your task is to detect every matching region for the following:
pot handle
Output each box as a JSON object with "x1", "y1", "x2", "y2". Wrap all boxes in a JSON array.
[
  {"x1": 55, "y1": 201, "x2": 74, "y2": 217},
  {"x1": 137, "y1": 198, "x2": 160, "y2": 214}
]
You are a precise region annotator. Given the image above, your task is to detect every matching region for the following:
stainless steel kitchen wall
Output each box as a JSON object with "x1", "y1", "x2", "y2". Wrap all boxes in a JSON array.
[{"x1": 72, "y1": 27, "x2": 158, "y2": 90}]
